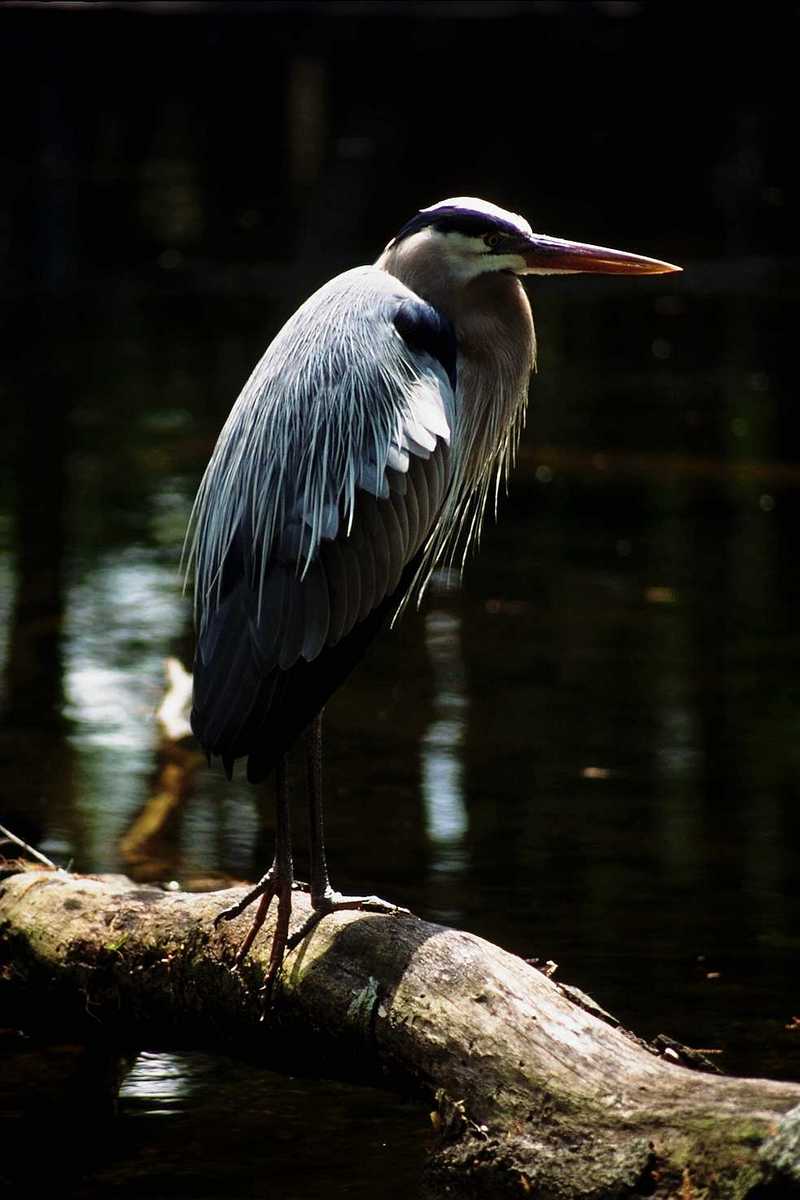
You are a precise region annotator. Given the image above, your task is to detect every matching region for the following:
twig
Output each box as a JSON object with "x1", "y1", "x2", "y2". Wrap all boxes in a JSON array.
[{"x1": 0, "y1": 823, "x2": 58, "y2": 870}]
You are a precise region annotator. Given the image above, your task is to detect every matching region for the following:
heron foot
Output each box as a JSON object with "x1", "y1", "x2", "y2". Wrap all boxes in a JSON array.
[
  {"x1": 286, "y1": 888, "x2": 410, "y2": 951},
  {"x1": 214, "y1": 866, "x2": 294, "y2": 978}
]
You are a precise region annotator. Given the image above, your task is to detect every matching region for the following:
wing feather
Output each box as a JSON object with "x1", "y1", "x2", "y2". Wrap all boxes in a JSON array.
[
  {"x1": 300, "y1": 559, "x2": 331, "y2": 660},
  {"x1": 321, "y1": 539, "x2": 350, "y2": 647},
  {"x1": 424, "y1": 439, "x2": 450, "y2": 516},
  {"x1": 358, "y1": 495, "x2": 392, "y2": 605},
  {"x1": 277, "y1": 571, "x2": 305, "y2": 670},
  {"x1": 350, "y1": 517, "x2": 378, "y2": 621},
  {"x1": 402, "y1": 465, "x2": 421, "y2": 555},
  {"x1": 256, "y1": 566, "x2": 290, "y2": 664},
  {"x1": 402, "y1": 418, "x2": 437, "y2": 455},
  {"x1": 388, "y1": 487, "x2": 411, "y2": 560},
  {"x1": 387, "y1": 466, "x2": 407, "y2": 496},
  {"x1": 387, "y1": 445, "x2": 410, "y2": 474},
  {"x1": 336, "y1": 538, "x2": 363, "y2": 640},
  {"x1": 379, "y1": 496, "x2": 406, "y2": 593},
  {"x1": 409, "y1": 455, "x2": 431, "y2": 549}
]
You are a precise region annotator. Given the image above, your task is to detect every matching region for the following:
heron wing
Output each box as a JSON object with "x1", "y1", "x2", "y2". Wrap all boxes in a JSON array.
[{"x1": 187, "y1": 266, "x2": 456, "y2": 774}]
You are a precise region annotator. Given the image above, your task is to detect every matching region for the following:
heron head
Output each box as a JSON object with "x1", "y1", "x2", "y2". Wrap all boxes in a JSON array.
[{"x1": 383, "y1": 196, "x2": 681, "y2": 281}]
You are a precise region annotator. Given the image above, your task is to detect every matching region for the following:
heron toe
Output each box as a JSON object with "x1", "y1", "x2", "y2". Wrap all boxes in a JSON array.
[
  {"x1": 213, "y1": 860, "x2": 296, "y2": 977},
  {"x1": 286, "y1": 888, "x2": 410, "y2": 951}
]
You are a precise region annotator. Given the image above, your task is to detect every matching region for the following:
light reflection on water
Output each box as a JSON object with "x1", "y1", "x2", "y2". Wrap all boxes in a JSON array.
[
  {"x1": 121, "y1": 1051, "x2": 190, "y2": 1117},
  {"x1": 65, "y1": 553, "x2": 187, "y2": 754},
  {"x1": 62, "y1": 551, "x2": 189, "y2": 870},
  {"x1": 421, "y1": 606, "x2": 469, "y2": 884}
]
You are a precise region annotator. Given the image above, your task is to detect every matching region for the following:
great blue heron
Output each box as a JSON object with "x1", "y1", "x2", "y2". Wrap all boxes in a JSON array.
[{"x1": 186, "y1": 196, "x2": 679, "y2": 977}]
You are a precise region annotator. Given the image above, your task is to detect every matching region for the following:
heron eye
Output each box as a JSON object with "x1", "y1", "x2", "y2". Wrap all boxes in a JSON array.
[{"x1": 484, "y1": 232, "x2": 502, "y2": 249}]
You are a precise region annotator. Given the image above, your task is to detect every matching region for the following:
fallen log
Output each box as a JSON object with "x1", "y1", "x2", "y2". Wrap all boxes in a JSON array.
[{"x1": 1, "y1": 863, "x2": 799, "y2": 1198}]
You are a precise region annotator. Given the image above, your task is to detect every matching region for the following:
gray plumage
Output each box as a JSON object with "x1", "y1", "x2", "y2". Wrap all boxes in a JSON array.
[
  {"x1": 186, "y1": 266, "x2": 454, "y2": 618},
  {"x1": 184, "y1": 265, "x2": 457, "y2": 774}
]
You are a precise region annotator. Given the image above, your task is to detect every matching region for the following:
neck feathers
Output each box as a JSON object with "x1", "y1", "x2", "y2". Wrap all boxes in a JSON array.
[
  {"x1": 439, "y1": 273, "x2": 535, "y2": 573},
  {"x1": 379, "y1": 242, "x2": 536, "y2": 581}
]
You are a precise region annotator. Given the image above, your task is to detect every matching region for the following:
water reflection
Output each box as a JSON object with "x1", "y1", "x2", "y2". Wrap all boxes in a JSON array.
[
  {"x1": 420, "y1": 588, "x2": 469, "y2": 891},
  {"x1": 105, "y1": 1050, "x2": 430, "y2": 1200},
  {"x1": 63, "y1": 551, "x2": 189, "y2": 871},
  {"x1": 121, "y1": 1051, "x2": 190, "y2": 1118}
]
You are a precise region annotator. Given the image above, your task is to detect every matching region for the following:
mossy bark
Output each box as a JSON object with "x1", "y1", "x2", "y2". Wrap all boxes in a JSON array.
[{"x1": 1, "y1": 864, "x2": 799, "y2": 1198}]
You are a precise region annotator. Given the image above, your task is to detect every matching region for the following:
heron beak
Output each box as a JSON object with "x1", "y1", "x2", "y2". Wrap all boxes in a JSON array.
[{"x1": 516, "y1": 233, "x2": 681, "y2": 276}]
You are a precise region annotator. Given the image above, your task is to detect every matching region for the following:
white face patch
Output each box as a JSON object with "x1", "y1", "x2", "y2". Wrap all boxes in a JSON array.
[
  {"x1": 442, "y1": 230, "x2": 497, "y2": 273},
  {"x1": 390, "y1": 228, "x2": 545, "y2": 283},
  {"x1": 435, "y1": 230, "x2": 555, "y2": 282}
]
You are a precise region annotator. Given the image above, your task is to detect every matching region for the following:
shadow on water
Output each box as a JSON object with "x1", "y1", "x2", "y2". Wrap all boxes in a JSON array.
[{"x1": 2, "y1": 4, "x2": 800, "y2": 1196}]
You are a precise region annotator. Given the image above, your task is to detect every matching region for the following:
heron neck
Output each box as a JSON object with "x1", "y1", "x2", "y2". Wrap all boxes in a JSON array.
[
  {"x1": 379, "y1": 248, "x2": 536, "y2": 563},
  {"x1": 450, "y1": 272, "x2": 535, "y2": 498},
  {"x1": 377, "y1": 246, "x2": 536, "y2": 429}
]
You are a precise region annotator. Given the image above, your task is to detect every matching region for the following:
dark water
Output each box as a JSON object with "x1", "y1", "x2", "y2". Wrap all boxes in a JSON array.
[
  {"x1": 2, "y1": 5, "x2": 799, "y2": 1196},
  {"x1": 77, "y1": 1054, "x2": 429, "y2": 1200}
]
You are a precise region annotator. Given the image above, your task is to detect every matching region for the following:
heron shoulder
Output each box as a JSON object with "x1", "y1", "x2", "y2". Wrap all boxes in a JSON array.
[{"x1": 243, "y1": 265, "x2": 454, "y2": 391}]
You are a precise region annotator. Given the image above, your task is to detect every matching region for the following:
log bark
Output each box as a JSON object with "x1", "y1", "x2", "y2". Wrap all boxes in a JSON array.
[{"x1": 1, "y1": 863, "x2": 799, "y2": 1199}]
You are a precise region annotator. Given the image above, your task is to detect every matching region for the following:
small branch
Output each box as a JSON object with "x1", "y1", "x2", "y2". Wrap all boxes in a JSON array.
[{"x1": 0, "y1": 823, "x2": 58, "y2": 870}]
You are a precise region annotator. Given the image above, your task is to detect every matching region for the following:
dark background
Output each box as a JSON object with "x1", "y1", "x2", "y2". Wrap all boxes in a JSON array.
[
  {"x1": 1, "y1": 3, "x2": 799, "y2": 1197},
  {"x1": 3, "y1": 2, "x2": 795, "y2": 285}
]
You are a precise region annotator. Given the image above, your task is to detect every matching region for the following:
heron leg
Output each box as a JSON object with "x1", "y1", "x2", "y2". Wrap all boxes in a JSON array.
[
  {"x1": 214, "y1": 755, "x2": 294, "y2": 978},
  {"x1": 306, "y1": 710, "x2": 332, "y2": 903},
  {"x1": 285, "y1": 714, "x2": 407, "y2": 952}
]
